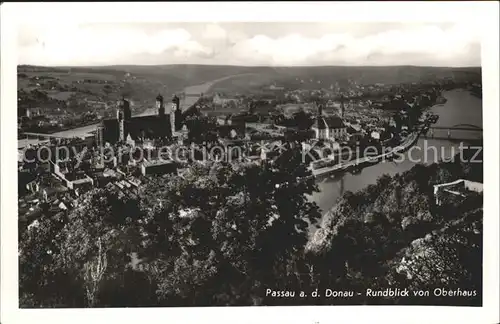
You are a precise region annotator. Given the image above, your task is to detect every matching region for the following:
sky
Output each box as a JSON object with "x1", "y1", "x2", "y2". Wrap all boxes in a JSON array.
[{"x1": 17, "y1": 22, "x2": 482, "y2": 67}]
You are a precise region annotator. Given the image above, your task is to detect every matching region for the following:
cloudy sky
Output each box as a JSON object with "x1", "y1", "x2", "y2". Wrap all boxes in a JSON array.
[{"x1": 18, "y1": 22, "x2": 481, "y2": 67}]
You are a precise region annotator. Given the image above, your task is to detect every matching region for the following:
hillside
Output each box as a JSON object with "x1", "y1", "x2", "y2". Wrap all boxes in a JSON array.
[
  {"x1": 94, "y1": 64, "x2": 482, "y2": 93},
  {"x1": 304, "y1": 148, "x2": 483, "y2": 306},
  {"x1": 102, "y1": 64, "x2": 270, "y2": 84},
  {"x1": 17, "y1": 63, "x2": 481, "y2": 122},
  {"x1": 17, "y1": 65, "x2": 188, "y2": 117},
  {"x1": 21, "y1": 64, "x2": 481, "y2": 89},
  {"x1": 18, "y1": 144, "x2": 484, "y2": 307}
]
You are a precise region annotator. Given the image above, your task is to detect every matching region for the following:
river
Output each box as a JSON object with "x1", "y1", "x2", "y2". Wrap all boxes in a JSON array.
[
  {"x1": 137, "y1": 73, "x2": 256, "y2": 117},
  {"x1": 19, "y1": 84, "x2": 482, "y2": 216},
  {"x1": 309, "y1": 89, "x2": 483, "y2": 214}
]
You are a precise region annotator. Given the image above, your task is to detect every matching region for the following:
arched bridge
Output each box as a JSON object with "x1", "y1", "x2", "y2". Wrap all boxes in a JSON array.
[
  {"x1": 425, "y1": 123, "x2": 482, "y2": 140},
  {"x1": 429, "y1": 124, "x2": 482, "y2": 131}
]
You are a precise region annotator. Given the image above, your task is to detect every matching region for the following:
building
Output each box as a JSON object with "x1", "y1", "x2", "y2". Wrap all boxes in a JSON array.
[
  {"x1": 370, "y1": 131, "x2": 381, "y2": 140},
  {"x1": 311, "y1": 104, "x2": 347, "y2": 141},
  {"x1": 85, "y1": 98, "x2": 107, "y2": 109},
  {"x1": 141, "y1": 159, "x2": 178, "y2": 176},
  {"x1": 217, "y1": 122, "x2": 245, "y2": 139},
  {"x1": 213, "y1": 93, "x2": 240, "y2": 107},
  {"x1": 41, "y1": 185, "x2": 69, "y2": 203},
  {"x1": 25, "y1": 107, "x2": 42, "y2": 118},
  {"x1": 99, "y1": 94, "x2": 184, "y2": 146},
  {"x1": 339, "y1": 95, "x2": 346, "y2": 118},
  {"x1": 214, "y1": 114, "x2": 246, "y2": 139},
  {"x1": 269, "y1": 84, "x2": 285, "y2": 91},
  {"x1": 93, "y1": 168, "x2": 121, "y2": 187},
  {"x1": 433, "y1": 179, "x2": 483, "y2": 206},
  {"x1": 347, "y1": 127, "x2": 365, "y2": 145},
  {"x1": 325, "y1": 100, "x2": 339, "y2": 109},
  {"x1": 49, "y1": 161, "x2": 94, "y2": 190}
]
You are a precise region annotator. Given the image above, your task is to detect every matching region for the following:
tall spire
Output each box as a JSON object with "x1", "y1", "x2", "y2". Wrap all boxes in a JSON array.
[
  {"x1": 157, "y1": 94, "x2": 165, "y2": 117},
  {"x1": 172, "y1": 94, "x2": 180, "y2": 110},
  {"x1": 318, "y1": 102, "x2": 323, "y2": 117},
  {"x1": 170, "y1": 94, "x2": 180, "y2": 136},
  {"x1": 340, "y1": 94, "x2": 345, "y2": 118}
]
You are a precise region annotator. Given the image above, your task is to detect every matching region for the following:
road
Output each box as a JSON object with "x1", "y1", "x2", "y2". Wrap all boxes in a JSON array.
[{"x1": 311, "y1": 131, "x2": 420, "y2": 177}]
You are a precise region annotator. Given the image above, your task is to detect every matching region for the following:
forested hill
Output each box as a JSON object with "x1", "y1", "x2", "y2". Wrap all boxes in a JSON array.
[
  {"x1": 306, "y1": 148, "x2": 483, "y2": 306},
  {"x1": 19, "y1": 148, "x2": 483, "y2": 307}
]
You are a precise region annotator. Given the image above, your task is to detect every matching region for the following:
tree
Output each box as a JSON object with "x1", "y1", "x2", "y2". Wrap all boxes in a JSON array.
[
  {"x1": 19, "y1": 214, "x2": 84, "y2": 307},
  {"x1": 20, "y1": 141, "x2": 483, "y2": 307},
  {"x1": 83, "y1": 237, "x2": 108, "y2": 307},
  {"x1": 304, "y1": 151, "x2": 483, "y2": 306},
  {"x1": 46, "y1": 189, "x2": 143, "y2": 307},
  {"x1": 135, "y1": 146, "x2": 322, "y2": 305},
  {"x1": 292, "y1": 110, "x2": 314, "y2": 130}
]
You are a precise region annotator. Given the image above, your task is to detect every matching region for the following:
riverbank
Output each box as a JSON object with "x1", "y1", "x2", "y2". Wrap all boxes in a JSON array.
[
  {"x1": 311, "y1": 131, "x2": 420, "y2": 178},
  {"x1": 309, "y1": 88, "x2": 483, "y2": 217},
  {"x1": 309, "y1": 145, "x2": 483, "y2": 244},
  {"x1": 303, "y1": 146, "x2": 483, "y2": 306},
  {"x1": 311, "y1": 100, "x2": 438, "y2": 178},
  {"x1": 19, "y1": 119, "x2": 100, "y2": 137}
]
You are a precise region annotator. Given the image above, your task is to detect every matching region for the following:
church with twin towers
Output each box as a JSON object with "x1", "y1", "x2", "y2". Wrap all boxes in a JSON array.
[{"x1": 97, "y1": 93, "x2": 184, "y2": 146}]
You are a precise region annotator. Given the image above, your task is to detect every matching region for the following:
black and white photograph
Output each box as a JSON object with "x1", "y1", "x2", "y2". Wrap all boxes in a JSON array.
[{"x1": 1, "y1": 2, "x2": 499, "y2": 324}]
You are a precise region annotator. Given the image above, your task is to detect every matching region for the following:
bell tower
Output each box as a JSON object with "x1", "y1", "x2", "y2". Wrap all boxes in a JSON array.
[
  {"x1": 340, "y1": 94, "x2": 345, "y2": 118},
  {"x1": 117, "y1": 98, "x2": 125, "y2": 142},
  {"x1": 172, "y1": 94, "x2": 182, "y2": 131},
  {"x1": 117, "y1": 97, "x2": 132, "y2": 142},
  {"x1": 156, "y1": 94, "x2": 165, "y2": 117},
  {"x1": 317, "y1": 102, "x2": 323, "y2": 117},
  {"x1": 170, "y1": 95, "x2": 179, "y2": 136}
]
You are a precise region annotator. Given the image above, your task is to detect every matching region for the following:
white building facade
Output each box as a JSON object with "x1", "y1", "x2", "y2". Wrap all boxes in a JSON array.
[{"x1": 312, "y1": 116, "x2": 347, "y2": 141}]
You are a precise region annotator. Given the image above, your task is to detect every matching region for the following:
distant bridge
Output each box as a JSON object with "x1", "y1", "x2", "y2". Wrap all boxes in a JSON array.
[
  {"x1": 309, "y1": 119, "x2": 482, "y2": 178},
  {"x1": 429, "y1": 124, "x2": 482, "y2": 131},
  {"x1": 423, "y1": 123, "x2": 482, "y2": 141},
  {"x1": 21, "y1": 132, "x2": 81, "y2": 139}
]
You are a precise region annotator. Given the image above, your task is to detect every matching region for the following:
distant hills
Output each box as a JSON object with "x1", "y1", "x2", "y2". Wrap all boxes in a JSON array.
[
  {"x1": 19, "y1": 64, "x2": 482, "y2": 87},
  {"x1": 17, "y1": 64, "x2": 482, "y2": 114}
]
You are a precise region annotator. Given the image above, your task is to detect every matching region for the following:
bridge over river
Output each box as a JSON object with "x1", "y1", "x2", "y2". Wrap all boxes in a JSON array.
[
  {"x1": 309, "y1": 88, "x2": 483, "y2": 216},
  {"x1": 422, "y1": 123, "x2": 482, "y2": 141},
  {"x1": 309, "y1": 120, "x2": 482, "y2": 179}
]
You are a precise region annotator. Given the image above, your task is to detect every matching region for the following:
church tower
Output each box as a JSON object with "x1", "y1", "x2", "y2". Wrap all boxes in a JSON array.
[
  {"x1": 117, "y1": 99, "x2": 125, "y2": 142},
  {"x1": 117, "y1": 97, "x2": 131, "y2": 142},
  {"x1": 171, "y1": 94, "x2": 181, "y2": 135},
  {"x1": 340, "y1": 94, "x2": 345, "y2": 118},
  {"x1": 156, "y1": 94, "x2": 165, "y2": 117},
  {"x1": 173, "y1": 94, "x2": 182, "y2": 131},
  {"x1": 317, "y1": 102, "x2": 323, "y2": 117}
]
